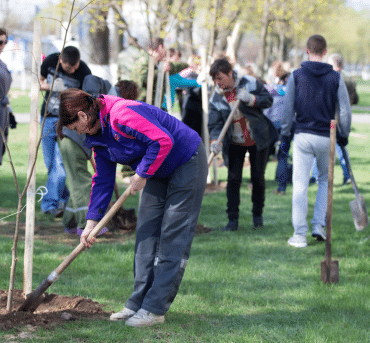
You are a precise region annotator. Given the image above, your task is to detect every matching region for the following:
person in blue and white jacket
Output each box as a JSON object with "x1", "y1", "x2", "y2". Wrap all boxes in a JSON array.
[
  {"x1": 57, "y1": 89, "x2": 207, "y2": 327},
  {"x1": 280, "y1": 35, "x2": 351, "y2": 248}
]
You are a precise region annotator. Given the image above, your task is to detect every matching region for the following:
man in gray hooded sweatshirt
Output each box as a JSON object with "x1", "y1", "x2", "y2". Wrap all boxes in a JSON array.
[{"x1": 280, "y1": 35, "x2": 352, "y2": 248}]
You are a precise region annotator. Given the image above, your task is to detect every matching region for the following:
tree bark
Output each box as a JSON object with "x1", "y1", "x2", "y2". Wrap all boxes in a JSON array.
[
  {"x1": 89, "y1": 10, "x2": 110, "y2": 65},
  {"x1": 258, "y1": 0, "x2": 270, "y2": 76}
]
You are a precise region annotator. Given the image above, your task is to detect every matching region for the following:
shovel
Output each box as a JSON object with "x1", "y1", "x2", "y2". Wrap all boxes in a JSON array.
[
  {"x1": 321, "y1": 120, "x2": 339, "y2": 284},
  {"x1": 18, "y1": 185, "x2": 132, "y2": 312},
  {"x1": 339, "y1": 143, "x2": 368, "y2": 231},
  {"x1": 207, "y1": 99, "x2": 240, "y2": 166}
]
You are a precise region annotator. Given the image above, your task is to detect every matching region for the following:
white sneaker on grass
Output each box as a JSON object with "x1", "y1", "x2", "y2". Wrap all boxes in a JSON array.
[
  {"x1": 125, "y1": 309, "x2": 165, "y2": 327},
  {"x1": 110, "y1": 307, "x2": 136, "y2": 321},
  {"x1": 312, "y1": 224, "x2": 326, "y2": 241},
  {"x1": 288, "y1": 235, "x2": 307, "y2": 248}
]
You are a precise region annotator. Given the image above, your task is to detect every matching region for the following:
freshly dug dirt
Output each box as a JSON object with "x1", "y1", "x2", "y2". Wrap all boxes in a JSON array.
[
  {"x1": 0, "y1": 289, "x2": 110, "y2": 332},
  {"x1": 195, "y1": 224, "x2": 213, "y2": 234},
  {"x1": 0, "y1": 193, "x2": 213, "y2": 333}
]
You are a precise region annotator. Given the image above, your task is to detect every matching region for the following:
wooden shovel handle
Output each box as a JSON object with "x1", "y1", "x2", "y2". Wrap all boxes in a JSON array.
[
  {"x1": 54, "y1": 186, "x2": 132, "y2": 276},
  {"x1": 325, "y1": 120, "x2": 336, "y2": 262},
  {"x1": 207, "y1": 99, "x2": 241, "y2": 166}
]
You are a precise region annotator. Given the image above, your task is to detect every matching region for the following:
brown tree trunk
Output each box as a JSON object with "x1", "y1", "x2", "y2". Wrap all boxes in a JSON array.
[
  {"x1": 258, "y1": 0, "x2": 270, "y2": 76},
  {"x1": 89, "y1": 10, "x2": 109, "y2": 65}
]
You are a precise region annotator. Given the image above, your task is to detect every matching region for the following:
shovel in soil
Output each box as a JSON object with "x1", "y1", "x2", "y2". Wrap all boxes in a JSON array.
[
  {"x1": 18, "y1": 185, "x2": 132, "y2": 312},
  {"x1": 207, "y1": 99, "x2": 241, "y2": 167},
  {"x1": 339, "y1": 143, "x2": 368, "y2": 231},
  {"x1": 321, "y1": 120, "x2": 339, "y2": 283}
]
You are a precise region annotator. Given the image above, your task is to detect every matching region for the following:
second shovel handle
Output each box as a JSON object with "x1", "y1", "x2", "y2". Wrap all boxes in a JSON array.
[
  {"x1": 207, "y1": 99, "x2": 241, "y2": 167},
  {"x1": 325, "y1": 120, "x2": 336, "y2": 261}
]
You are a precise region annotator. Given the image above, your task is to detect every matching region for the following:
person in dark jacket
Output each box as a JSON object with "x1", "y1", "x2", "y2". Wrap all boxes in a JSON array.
[
  {"x1": 180, "y1": 54, "x2": 203, "y2": 136},
  {"x1": 280, "y1": 35, "x2": 351, "y2": 248},
  {"x1": 57, "y1": 89, "x2": 207, "y2": 327},
  {"x1": 208, "y1": 58, "x2": 276, "y2": 231},
  {"x1": 39, "y1": 46, "x2": 91, "y2": 217}
]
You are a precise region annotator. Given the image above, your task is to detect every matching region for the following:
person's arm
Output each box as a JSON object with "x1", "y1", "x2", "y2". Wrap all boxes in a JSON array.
[
  {"x1": 337, "y1": 74, "x2": 352, "y2": 138},
  {"x1": 170, "y1": 73, "x2": 200, "y2": 89},
  {"x1": 237, "y1": 76, "x2": 273, "y2": 109},
  {"x1": 208, "y1": 96, "x2": 225, "y2": 141},
  {"x1": 280, "y1": 74, "x2": 296, "y2": 138},
  {"x1": 39, "y1": 75, "x2": 50, "y2": 91},
  {"x1": 85, "y1": 148, "x2": 117, "y2": 222},
  {"x1": 39, "y1": 54, "x2": 55, "y2": 91},
  {"x1": 251, "y1": 79, "x2": 273, "y2": 109}
]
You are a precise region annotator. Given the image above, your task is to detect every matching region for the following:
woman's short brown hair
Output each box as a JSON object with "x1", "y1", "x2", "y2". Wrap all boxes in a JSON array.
[
  {"x1": 57, "y1": 88, "x2": 101, "y2": 138},
  {"x1": 209, "y1": 58, "x2": 233, "y2": 80},
  {"x1": 115, "y1": 80, "x2": 139, "y2": 100}
]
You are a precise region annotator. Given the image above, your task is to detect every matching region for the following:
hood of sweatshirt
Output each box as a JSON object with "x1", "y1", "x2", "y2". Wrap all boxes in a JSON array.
[{"x1": 301, "y1": 61, "x2": 334, "y2": 77}]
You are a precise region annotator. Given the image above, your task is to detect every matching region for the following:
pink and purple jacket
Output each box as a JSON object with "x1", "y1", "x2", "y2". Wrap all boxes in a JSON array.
[{"x1": 85, "y1": 95, "x2": 201, "y2": 221}]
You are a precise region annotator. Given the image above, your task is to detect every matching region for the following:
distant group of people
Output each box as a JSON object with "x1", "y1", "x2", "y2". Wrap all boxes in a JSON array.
[{"x1": 0, "y1": 30, "x2": 355, "y2": 327}]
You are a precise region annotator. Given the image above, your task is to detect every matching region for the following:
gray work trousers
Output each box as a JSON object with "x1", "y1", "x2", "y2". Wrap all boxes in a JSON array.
[{"x1": 125, "y1": 142, "x2": 208, "y2": 315}]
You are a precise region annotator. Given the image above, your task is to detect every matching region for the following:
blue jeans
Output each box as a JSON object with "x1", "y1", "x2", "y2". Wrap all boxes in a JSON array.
[
  {"x1": 125, "y1": 142, "x2": 208, "y2": 315},
  {"x1": 40, "y1": 116, "x2": 69, "y2": 212},
  {"x1": 311, "y1": 143, "x2": 349, "y2": 181},
  {"x1": 292, "y1": 133, "x2": 330, "y2": 237}
]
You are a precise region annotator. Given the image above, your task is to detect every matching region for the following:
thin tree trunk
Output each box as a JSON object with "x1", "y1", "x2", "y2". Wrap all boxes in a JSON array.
[
  {"x1": 276, "y1": 19, "x2": 285, "y2": 61},
  {"x1": 258, "y1": 0, "x2": 270, "y2": 76},
  {"x1": 89, "y1": 10, "x2": 109, "y2": 65},
  {"x1": 6, "y1": 199, "x2": 23, "y2": 312},
  {"x1": 208, "y1": 0, "x2": 219, "y2": 60},
  {"x1": 293, "y1": 0, "x2": 300, "y2": 68}
]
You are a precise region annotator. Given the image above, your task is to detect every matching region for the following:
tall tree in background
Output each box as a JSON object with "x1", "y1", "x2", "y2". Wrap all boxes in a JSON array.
[{"x1": 88, "y1": 4, "x2": 110, "y2": 65}]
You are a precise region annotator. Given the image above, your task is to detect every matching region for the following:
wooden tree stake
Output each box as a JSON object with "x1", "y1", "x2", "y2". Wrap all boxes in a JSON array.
[{"x1": 24, "y1": 20, "x2": 41, "y2": 296}]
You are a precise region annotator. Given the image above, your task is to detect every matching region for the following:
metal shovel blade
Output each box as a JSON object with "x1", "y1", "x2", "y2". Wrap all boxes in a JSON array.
[
  {"x1": 350, "y1": 195, "x2": 369, "y2": 231},
  {"x1": 321, "y1": 260, "x2": 339, "y2": 284}
]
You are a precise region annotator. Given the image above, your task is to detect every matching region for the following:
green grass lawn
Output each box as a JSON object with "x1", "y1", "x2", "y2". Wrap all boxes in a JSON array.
[
  {"x1": 8, "y1": 89, "x2": 44, "y2": 113},
  {"x1": 353, "y1": 79, "x2": 370, "y2": 109},
  {"x1": 0, "y1": 121, "x2": 370, "y2": 342}
]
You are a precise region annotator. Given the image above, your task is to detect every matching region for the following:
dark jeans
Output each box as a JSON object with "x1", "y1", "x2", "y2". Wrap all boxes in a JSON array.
[
  {"x1": 125, "y1": 142, "x2": 208, "y2": 315},
  {"x1": 227, "y1": 144, "x2": 269, "y2": 220},
  {"x1": 275, "y1": 135, "x2": 293, "y2": 192}
]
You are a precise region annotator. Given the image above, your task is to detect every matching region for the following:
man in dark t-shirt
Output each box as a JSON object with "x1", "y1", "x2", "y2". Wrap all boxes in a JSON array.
[{"x1": 39, "y1": 46, "x2": 91, "y2": 217}]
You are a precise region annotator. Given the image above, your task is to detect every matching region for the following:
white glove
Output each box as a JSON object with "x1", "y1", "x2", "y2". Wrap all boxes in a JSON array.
[
  {"x1": 196, "y1": 71, "x2": 207, "y2": 85},
  {"x1": 52, "y1": 78, "x2": 67, "y2": 92},
  {"x1": 237, "y1": 88, "x2": 256, "y2": 107},
  {"x1": 210, "y1": 141, "x2": 222, "y2": 155}
]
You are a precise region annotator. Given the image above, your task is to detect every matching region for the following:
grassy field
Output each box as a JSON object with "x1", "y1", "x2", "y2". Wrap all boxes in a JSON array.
[
  {"x1": 354, "y1": 79, "x2": 370, "y2": 108},
  {"x1": 0, "y1": 116, "x2": 370, "y2": 342}
]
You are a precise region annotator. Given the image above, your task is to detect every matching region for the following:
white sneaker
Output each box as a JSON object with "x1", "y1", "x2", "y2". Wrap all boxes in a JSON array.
[
  {"x1": 288, "y1": 235, "x2": 307, "y2": 248},
  {"x1": 110, "y1": 307, "x2": 136, "y2": 321},
  {"x1": 312, "y1": 224, "x2": 326, "y2": 241},
  {"x1": 125, "y1": 309, "x2": 165, "y2": 327}
]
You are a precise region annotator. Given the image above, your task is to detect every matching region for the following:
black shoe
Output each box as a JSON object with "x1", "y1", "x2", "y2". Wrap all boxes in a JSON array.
[
  {"x1": 309, "y1": 177, "x2": 316, "y2": 185},
  {"x1": 221, "y1": 219, "x2": 238, "y2": 232},
  {"x1": 253, "y1": 216, "x2": 263, "y2": 229}
]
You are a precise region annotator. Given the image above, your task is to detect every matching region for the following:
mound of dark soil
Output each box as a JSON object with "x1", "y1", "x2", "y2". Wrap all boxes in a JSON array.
[{"x1": 0, "y1": 289, "x2": 110, "y2": 331}]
